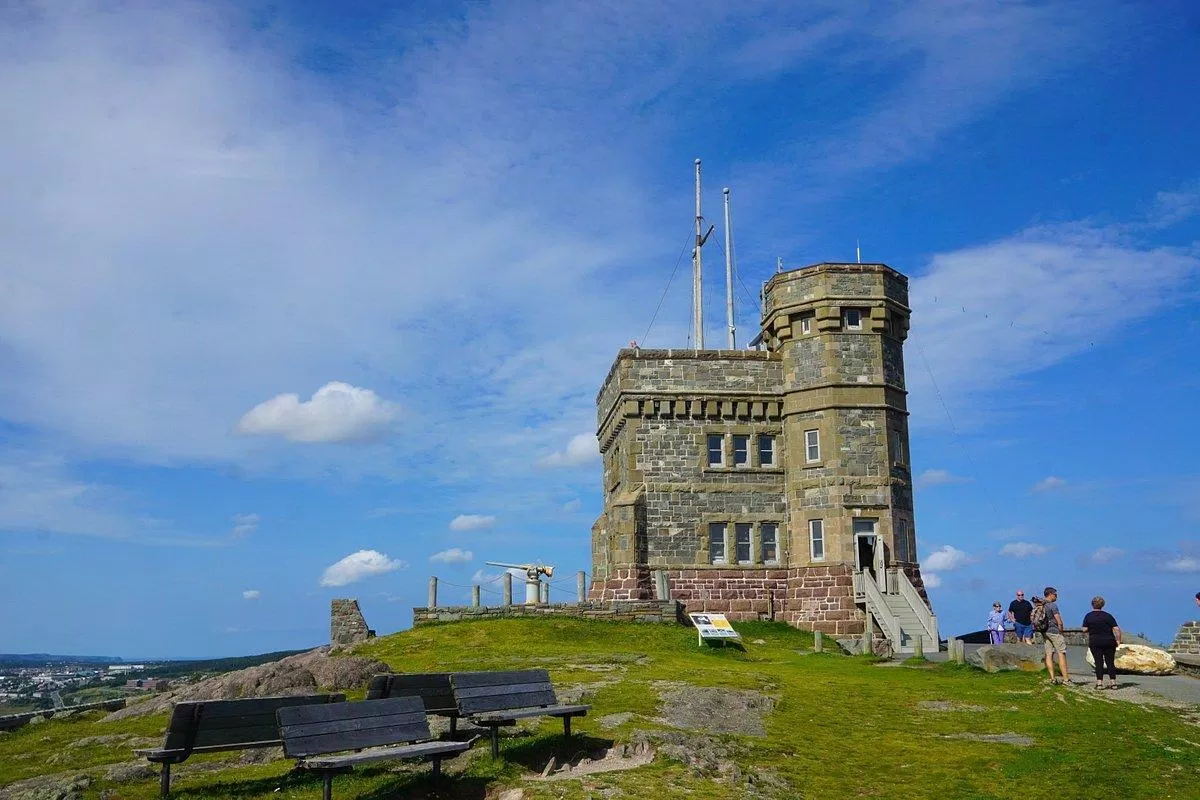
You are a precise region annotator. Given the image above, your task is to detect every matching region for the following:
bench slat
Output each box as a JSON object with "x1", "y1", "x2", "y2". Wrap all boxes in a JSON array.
[
  {"x1": 279, "y1": 711, "x2": 426, "y2": 739},
  {"x1": 454, "y1": 681, "x2": 552, "y2": 700},
  {"x1": 452, "y1": 669, "x2": 550, "y2": 689},
  {"x1": 278, "y1": 698, "x2": 432, "y2": 759},
  {"x1": 160, "y1": 695, "x2": 341, "y2": 753},
  {"x1": 284, "y1": 724, "x2": 432, "y2": 758},
  {"x1": 458, "y1": 690, "x2": 560, "y2": 715},
  {"x1": 300, "y1": 740, "x2": 471, "y2": 770},
  {"x1": 369, "y1": 674, "x2": 457, "y2": 715},
  {"x1": 473, "y1": 704, "x2": 590, "y2": 724},
  {"x1": 278, "y1": 696, "x2": 422, "y2": 726}
]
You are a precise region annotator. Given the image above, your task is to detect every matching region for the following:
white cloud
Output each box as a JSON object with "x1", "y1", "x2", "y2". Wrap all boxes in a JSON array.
[
  {"x1": 922, "y1": 573, "x2": 942, "y2": 589},
  {"x1": 449, "y1": 514, "x2": 496, "y2": 532},
  {"x1": 999, "y1": 542, "x2": 1049, "y2": 558},
  {"x1": 914, "y1": 469, "x2": 971, "y2": 489},
  {"x1": 562, "y1": 498, "x2": 582, "y2": 512},
  {"x1": 230, "y1": 513, "x2": 259, "y2": 538},
  {"x1": 430, "y1": 547, "x2": 473, "y2": 565},
  {"x1": 1089, "y1": 547, "x2": 1125, "y2": 564},
  {"x1": 1032, "y1": 476, "x2": 1067, "y2": 493},
  {"x1": 1162, "y1": 556, "x2": 1200, "y2": 573},
  {"x1": 923, "y1": 545, "x2": 973, "y2": 572},
  {"x1": 319, "y1": 549, "x2": 408, "y2": 587},
  {"x1": 539, "y1": 434, "x2": 599, "y2": 468},
  {"x1": 242, "y1": 589, "x2": 260, "y2": 600},
  {"x1": 236, "y1": 382, "x2": 398, "y2": 444}
]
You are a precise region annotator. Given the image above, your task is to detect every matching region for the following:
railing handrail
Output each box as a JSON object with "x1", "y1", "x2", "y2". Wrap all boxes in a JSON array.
[
  {"x1": 891, "y1": 567, "x2": 938, "y2": 643},
  {"x1": 861, "y1": 572, "x2": 902, "y2": 645}
]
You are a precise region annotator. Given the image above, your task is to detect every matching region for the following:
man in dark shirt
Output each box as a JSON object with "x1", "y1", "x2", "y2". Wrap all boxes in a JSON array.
[{"x1": 1008, "y1": 590, "x2": 1033, "y2": 644}]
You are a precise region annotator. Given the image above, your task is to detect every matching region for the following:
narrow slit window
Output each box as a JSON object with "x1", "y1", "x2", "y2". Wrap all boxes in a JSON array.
[
  {"x1": 800, "y1": 312, "x2": 814, "y2": 334},
  {"x1": 810, "y1": 519, "x2": 825, "y2": 561},
  {"x1": 735, "y1": 523, "x2": 752, "y2": 563},
  {"x1": 805, "y1": 429, "x2": 820, "y2": 462},
  {"x1": 844, "y1": 308, "x2": 862, "y2": 330},
  {"x1": 760, "y1": 523, "x2": 778, "y2": 564},
  {"x1": 732, "y1": 435, "x2": 749, "y2": 467},
  {"x1": 708, "y1": 523, "x2": 727, "y2": 564},
  {"x1": 706, "y1": 434, "x2": 724, "y2": 467},
  {"x1": 758, "y1": 434, "x2": 776, "y2": 467}
]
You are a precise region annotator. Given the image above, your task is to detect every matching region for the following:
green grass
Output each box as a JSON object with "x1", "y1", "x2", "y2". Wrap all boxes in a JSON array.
[{"x1": 1, "y1": 617, "x2": 1197, "y2": 799}]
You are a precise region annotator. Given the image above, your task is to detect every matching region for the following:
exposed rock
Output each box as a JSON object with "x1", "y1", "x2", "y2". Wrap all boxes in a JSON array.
[
  {"x1": 966, "y1": 643, "x2": 1044, "y2": 673},
  {"x1": 872, "y1": 638, "x2": 895, "y2": 659},
  {"x1": 944, "y1": 732, "x2": 1033, "y2": 746},
  {"x1": 1, "y1": 773, "x2": 90, "y2": 800},
  {"x1": 1086, "y1": 644, "x2": 1176, "y2": 675},
  {"x1": 238, "y1": 746, "x2": 284, "y2": 764},
  {"x1": 655, "y1": 682, "x2": 776, "y2": 736},
  {"x1": 496, "y1": 790, "x2": 526, "y2": 800},
  {"x1": 596, "y1": 712, "x2": 635, "y2": 729},
  {"x1": 103, "y1": 647, "x2": 389, "y2": 720},
  {"x1": 103, "y1": 761, "x2": 157, "y2": 782},
  {"x1": 631, "y1": 730, "x2": 741, "y2": 781}
]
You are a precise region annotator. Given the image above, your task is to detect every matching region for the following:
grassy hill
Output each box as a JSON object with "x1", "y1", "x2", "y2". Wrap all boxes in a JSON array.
[{"x1": 1, "y1": 618, "x2": 1197, "y2": 799}]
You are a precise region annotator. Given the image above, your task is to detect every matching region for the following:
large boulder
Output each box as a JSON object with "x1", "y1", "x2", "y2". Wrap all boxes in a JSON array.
[
  {"x1": 1085, "y1": 644, "x2": 1175, "y2": 675},
  {"x1": 966, "y1": 643, "x2": 1044, "y2": 673}
]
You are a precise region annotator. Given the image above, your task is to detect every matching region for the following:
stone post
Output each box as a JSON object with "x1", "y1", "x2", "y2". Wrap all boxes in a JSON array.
[
  {"x1": 427, "y1": 577, "x2": 437, "y2": 609},
  {"x1": 540, "y1": 582, "x2": 549, "y2": 604},
  {"x1": 654, "y1": 570, "x2": 670, "y2": 600},
  {"x1": 913, "y1": 634, "x2": 924, "y2": 660},
  {"x1": 577, "y1": 571, "x2": 586, "y2": 603},
  {"x1": 503, "y1": 573, "x2": 513, "y2": 606},
  {"x1": 814, "y1": 631, "x2": 823, "y2": 653},
  {"x1": 861, "y1": 624, "x2": 872, "y2": 655},
  {"x1": 472, "y1": 585, "x2": 481, "y2": 607}
]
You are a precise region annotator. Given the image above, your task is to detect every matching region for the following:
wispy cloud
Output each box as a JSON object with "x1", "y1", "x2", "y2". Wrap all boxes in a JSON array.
[
  {"x1": 923, "y1": 545, "x2": 973, "y2": 572},
  {"x1": 430, "y1": 547, "x2": 473, "y2": 565},
  {"x1": 242, "y1": 589, "x2": 260, "y2": 600},
  {"x1": 999, "y1": 542, "x2": 1049, "y2": 558},
  {"x1": 923, "y1": 572, "x2": 942, "y2": 589},
  {"x1": 1032, "y1": 476, "x2": 1067, "y2": 493},
  {"x1": 1089, "y1": 546, "x2": 1125, "y2": 564},
  {"x1": 230, "y1": 513, "x2": 259, "y2": 538},
  {"x1": 1162, "y1": 556, "x2": 1200, "y2": 573},
  {"x1": 915, "y1": 468, "x2": 971, "y2": 489},
  {"x1": 319, "y1": 549, "x2": 408, "y2": 587},
  {"x1": 449, "y1": 514, "x2": 496, "y2": 532}
]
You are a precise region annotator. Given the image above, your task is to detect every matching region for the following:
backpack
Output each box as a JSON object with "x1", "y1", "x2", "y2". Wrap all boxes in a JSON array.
[{"x1": 1030, "y1": 603, "x2": 1049, "y2": 633}]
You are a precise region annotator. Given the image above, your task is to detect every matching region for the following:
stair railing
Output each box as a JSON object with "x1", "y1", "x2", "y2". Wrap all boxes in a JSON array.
[
  {"x1": 891, "y1": 568, "x2": 938, "y2": 645},
  {"x1": 860, "y1": 571, "x2": 903, "y2": 646}
]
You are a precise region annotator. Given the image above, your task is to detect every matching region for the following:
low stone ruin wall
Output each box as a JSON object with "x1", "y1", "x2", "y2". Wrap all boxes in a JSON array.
[
  {"x1": 331, "y1": 599, "x2": 375, "y2": 646},
  {"x1": 413, "y1": 599, "x2": 683, "y2": 626},
  {"x1": 1169, "y1": 621, "x2": 1200, "y2": 655}
]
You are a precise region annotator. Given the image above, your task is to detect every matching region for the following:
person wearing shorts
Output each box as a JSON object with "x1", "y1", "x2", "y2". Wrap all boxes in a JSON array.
[
  {"x1": 1041, "y1": 586, "x2": 1069, "y2": 684},
  {"x1": 1008, "y1": 589, "x2": 1033, "y2": 644}
]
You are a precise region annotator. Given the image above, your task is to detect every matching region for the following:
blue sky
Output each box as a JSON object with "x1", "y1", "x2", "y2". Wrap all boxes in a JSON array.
[{"x1": 1, "y1": 0, "x2": 1198, "y2": 657}]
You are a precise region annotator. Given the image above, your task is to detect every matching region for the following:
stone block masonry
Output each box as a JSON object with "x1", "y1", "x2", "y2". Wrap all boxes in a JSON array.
[
  {"x1": 412, "y1": 599, "x2": 682, "y2": 626},
  {"x1": 331, "y1": 599, "x2": 375, "y2": 646},
  {"x1": 1169, "y1": 621, "x2": 1200, "y2": 655}
]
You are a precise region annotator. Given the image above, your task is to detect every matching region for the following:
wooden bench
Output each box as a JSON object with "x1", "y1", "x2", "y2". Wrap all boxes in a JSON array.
[
  {"x1": 135, "y1": 693, "x2": 344, "y2": 798},
  {"x1": 277, "y1": 696, "x2": 471, "y2": 800},
  {"x1": 451, "y1": 669, "x2": 590, "y2": 758},
  {"x1": 366, "y1": 672, "x2": 461, "y2": 737}
]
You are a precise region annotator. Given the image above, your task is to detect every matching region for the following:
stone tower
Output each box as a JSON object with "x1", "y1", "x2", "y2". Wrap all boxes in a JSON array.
[{"x1": 589, "y1": 262, "x2": 934, "y2": 648}]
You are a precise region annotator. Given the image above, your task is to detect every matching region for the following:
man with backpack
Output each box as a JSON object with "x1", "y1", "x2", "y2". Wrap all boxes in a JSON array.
[{"x1": 1033, "y1": 586, "x2": 1069, "y2": 684}]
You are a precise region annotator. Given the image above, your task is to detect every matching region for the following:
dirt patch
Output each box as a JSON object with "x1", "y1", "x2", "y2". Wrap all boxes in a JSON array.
[
  {"x1": 531, "y1": 739, "x2": 655, "y2": 780},
  {"x1": 917, "y1": 700, "x2": 988, "y2": 712},
  {"x1": 943, "y1": 732, "x2": 1033, "y2": 746},
  {"x1": 654, "y1": 681, "x2": 776, "y2": 736},
  {"x1": 596, "y1": 712, "x2": 635, "y2": 730},
  {"x1": 103, "y1": 647, "x2": 389, "y2": 721}
]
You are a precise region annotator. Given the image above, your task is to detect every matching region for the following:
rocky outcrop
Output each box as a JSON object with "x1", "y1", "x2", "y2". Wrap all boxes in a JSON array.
[
  {"x1": 966, "y1": 643, "x2": 1044, "y2": 673},
  {"x1": 1086, "y1": 644, "x2": 1176, "y2": 675},
  {"x1": 102, "y1": 647, "x2": 389, "y2": 720}
]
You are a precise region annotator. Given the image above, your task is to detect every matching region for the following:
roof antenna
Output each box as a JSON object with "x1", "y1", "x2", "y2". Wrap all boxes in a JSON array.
[
  {"x1": 776, "y1": 257, "x2": 784, "y2": 273},
  {"x1": 856, "y1": 240, "x2": 862, "y2": 264},
  {"x1": 691, "y1": 159, "x2": 714, "y2": 350},
  {"x1": 723, "y1": 187, "x2": 736, "y2": 350}
]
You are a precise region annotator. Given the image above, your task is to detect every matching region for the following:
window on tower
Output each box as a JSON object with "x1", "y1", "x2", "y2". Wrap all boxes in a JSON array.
[
  {"x1": 760, "y1": 523, "x2": 778, "y2": 563},
  {"x1": 735, "y1": 523, "x2": 752, "y2": 563},
  {"x1": 809, "y1": 519, "x2": 825, "y2": 561},
  {"x1": 707, "y1": 434, "x2": 724, "y2": 467},
  {"x1": 732, "y1": 435, "x2": 749, "y2": 467},
  {"x1": 843, "y1": 308, "x2": 863, "y2": 330},
  {"x1": 758, "y1": 434, "x2": 776, "y2": 467},
  {"x1": 708, "y1": 523, "x2": 727, "y2": 564},
  {"x1": 800, "y1": 311, "x2": 815, "y2": 334},
  {"x1": 804, "y1": 429, "x2": 820, "y2": 462}
]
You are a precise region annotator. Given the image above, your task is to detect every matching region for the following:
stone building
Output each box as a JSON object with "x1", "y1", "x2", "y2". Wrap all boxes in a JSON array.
[{"x1": 589, "y1": 262, "x2": 937, "y2": 651}]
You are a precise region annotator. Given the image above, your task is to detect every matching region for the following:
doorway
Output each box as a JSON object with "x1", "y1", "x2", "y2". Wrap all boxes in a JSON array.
[{"x1": 853, "y1": 518, "x2": 885, "y2": 591}]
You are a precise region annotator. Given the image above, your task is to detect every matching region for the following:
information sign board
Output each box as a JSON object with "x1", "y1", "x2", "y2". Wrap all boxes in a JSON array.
[{"x1": 688, "y1": 613, "x2": 740, "y2": 645}]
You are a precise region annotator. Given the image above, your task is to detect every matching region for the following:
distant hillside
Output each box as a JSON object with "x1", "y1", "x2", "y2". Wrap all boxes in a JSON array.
[
  {"x1": 140, "y1": 649, "x2": 313, "y2": 679},
  {"x1": 0, "y1": 654, "x2": 125, "y2": 666}
]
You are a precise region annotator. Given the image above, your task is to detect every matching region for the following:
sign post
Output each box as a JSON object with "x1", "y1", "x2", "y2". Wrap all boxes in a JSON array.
[{"x1": 688, "y1": 613, "x2": 741, "y2": 647}]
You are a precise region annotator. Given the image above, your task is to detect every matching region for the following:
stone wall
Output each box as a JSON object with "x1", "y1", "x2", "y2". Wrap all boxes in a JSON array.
[
  {"x1": 412, "y1": 599, "x2": 682, "y2": 626},
  {"x1": 1169, "y1": 621, "x2": 1200, "y2": 655},
  {"x1": 330, "y1": 599, "x2": 375, "y2": 646}
]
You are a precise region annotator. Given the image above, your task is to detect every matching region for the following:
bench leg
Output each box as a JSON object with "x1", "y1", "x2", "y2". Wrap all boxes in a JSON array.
[
  {"x1": 159, "y1": 762, "x2": 170, "y2": 799},
  {"x1": 490, "y1": 726, "x2": 500, "y2": 759},
  {"x1": 449, "y1": 716, "x2": 458, "y2": 739},
  {"x1": 322, "y1": 772, "x2": 333, "y2": 800},
  {"x1": 432, "y1": 757, "x2": 441, "y2": 780},
  {"x1": 563, "y1": 716, "x2": 572, "y2": 739}
]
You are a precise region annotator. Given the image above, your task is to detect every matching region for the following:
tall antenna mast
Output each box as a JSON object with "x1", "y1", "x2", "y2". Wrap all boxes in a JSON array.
[
  {"x1": 723, "y1": 187, "x2": 736, "y2": 349},
  {"x1": 856, "y1": 240, "x2": 862, "y2": 264},
  {"x1": 692, "y1": 159, "x2": 705, "y2": 350}
]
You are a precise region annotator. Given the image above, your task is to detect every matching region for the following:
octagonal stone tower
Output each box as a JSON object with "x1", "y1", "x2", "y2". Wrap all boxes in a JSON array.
[{"x1": 589, "y1": 262, "x2": 933, "y2": 647}]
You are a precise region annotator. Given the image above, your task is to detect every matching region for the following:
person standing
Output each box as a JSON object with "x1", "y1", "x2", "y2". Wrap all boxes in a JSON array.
[
  {"x1": 987, "y1": 602, "x2": 1006, "y2": 645},
  {"x1": 1008, "y1": 589, "x2": 1034, "y2": 644},
  {"x1": 1040, "y1": 587, "x2": 1070, "y2": 684},
  {"x1": 1082, "y1": 595, "x2": 1121, "y2": 690}
]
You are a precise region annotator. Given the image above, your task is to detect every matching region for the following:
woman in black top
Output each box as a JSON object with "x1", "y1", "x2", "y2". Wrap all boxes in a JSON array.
[{"x1": 1082, "y1": 595, "x2": 1122, "y2": 690}]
